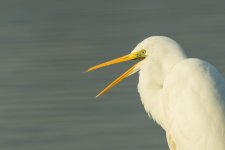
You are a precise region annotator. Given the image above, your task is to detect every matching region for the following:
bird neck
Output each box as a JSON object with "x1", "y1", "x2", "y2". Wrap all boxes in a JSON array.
[{"x1": 137, "y1": 52, "x2": 187, "y2": 129}]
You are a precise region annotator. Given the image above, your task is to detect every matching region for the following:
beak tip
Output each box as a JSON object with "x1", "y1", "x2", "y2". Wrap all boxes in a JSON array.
[
  {"x1": 85, "y1": 68, "x2": 94, "y2": 73},
  {"x1": 85, "y1": 69, "x2": 90, "y2": 73},
  {"x1": 85, "y1": 67, "x2": 95, "y2": 73},
  {"x1": 96, "y1": 91, "x2": 104, "y2": 98}
]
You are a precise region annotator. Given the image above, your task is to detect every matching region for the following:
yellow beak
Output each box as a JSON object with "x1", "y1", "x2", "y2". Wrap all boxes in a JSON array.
[{"x1": 86, "y1": 49, "x2": 146, "y2": 97}]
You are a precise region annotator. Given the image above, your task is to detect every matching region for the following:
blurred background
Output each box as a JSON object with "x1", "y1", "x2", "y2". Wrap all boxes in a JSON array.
[{"x1": 0, "y1": 0, "x2": 225, "y2": 150}]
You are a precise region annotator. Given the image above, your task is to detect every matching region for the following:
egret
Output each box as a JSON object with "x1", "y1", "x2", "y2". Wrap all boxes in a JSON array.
[{"x1": 86, "y1": 36, "x2": 225, "y2": 150}]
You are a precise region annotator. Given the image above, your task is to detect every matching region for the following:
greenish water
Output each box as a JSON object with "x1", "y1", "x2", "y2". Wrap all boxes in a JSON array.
[{"x1": 0, "y1": 0, "x2": 225, "y2": 150}]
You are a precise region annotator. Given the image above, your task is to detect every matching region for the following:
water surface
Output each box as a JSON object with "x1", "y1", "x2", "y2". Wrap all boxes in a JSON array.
[{"x1": 0, "y1": 0, "x2": 225, "y2": 150}]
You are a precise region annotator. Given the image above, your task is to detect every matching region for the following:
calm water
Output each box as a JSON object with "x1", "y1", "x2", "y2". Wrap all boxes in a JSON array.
[{"x1": 0, "y1": 0, "x2": 225, "y2": 150}]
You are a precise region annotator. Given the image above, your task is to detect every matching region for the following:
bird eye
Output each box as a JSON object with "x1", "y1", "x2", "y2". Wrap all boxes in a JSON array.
[
  {"x1": 142, "y1": 50, "x2": 146, "y2": 54},
  {"x1": 136, "y1": 50, "x2": 146, "y2": 58}
]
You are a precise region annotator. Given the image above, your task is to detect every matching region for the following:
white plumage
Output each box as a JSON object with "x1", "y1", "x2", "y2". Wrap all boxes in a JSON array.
[
  {"x1": 87, "y1": 36, "x2": 225, "y2": 150},
  {"x1": 134, "y1": 36, "x2": 225, "y2": 150}
]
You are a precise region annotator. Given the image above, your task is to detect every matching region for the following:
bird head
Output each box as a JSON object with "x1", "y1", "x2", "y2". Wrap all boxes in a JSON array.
[{"x1": 86, "y1": 36, "x2": 186, "y2": 97}]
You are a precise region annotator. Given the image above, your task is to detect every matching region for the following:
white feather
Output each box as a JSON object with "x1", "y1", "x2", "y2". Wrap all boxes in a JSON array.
[{"x1": 133, "y1": 36, "x2": 225, "y2": 150}]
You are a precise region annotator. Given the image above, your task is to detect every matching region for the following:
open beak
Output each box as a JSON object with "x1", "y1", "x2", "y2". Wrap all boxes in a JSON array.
[{"x1": 86, "y1": 49, "x2": 146, "y2": 97}]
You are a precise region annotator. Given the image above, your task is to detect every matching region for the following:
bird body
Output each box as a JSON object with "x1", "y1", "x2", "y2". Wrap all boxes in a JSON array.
[
  {"x1": 163, "y1": 59, "x2": 225, "y2": 150},
  {"x1": 87, "y1": 36, "x2": 225, "y2": 150}
]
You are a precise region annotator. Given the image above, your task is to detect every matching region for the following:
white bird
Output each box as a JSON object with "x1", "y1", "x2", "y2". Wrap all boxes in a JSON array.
[{"x1": 86, "y1": 36, "x2": 225, "y2": 150}]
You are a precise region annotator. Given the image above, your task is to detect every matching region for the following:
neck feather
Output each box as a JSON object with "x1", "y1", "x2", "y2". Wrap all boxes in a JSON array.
[{"x1": 137, "y1": 51, "x2": 186, "y2": 129}]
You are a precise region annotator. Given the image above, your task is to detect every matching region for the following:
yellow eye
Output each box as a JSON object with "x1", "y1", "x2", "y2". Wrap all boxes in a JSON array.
[{"x1": 136, "y1": 49, "x2": 146, "y2": 58}]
